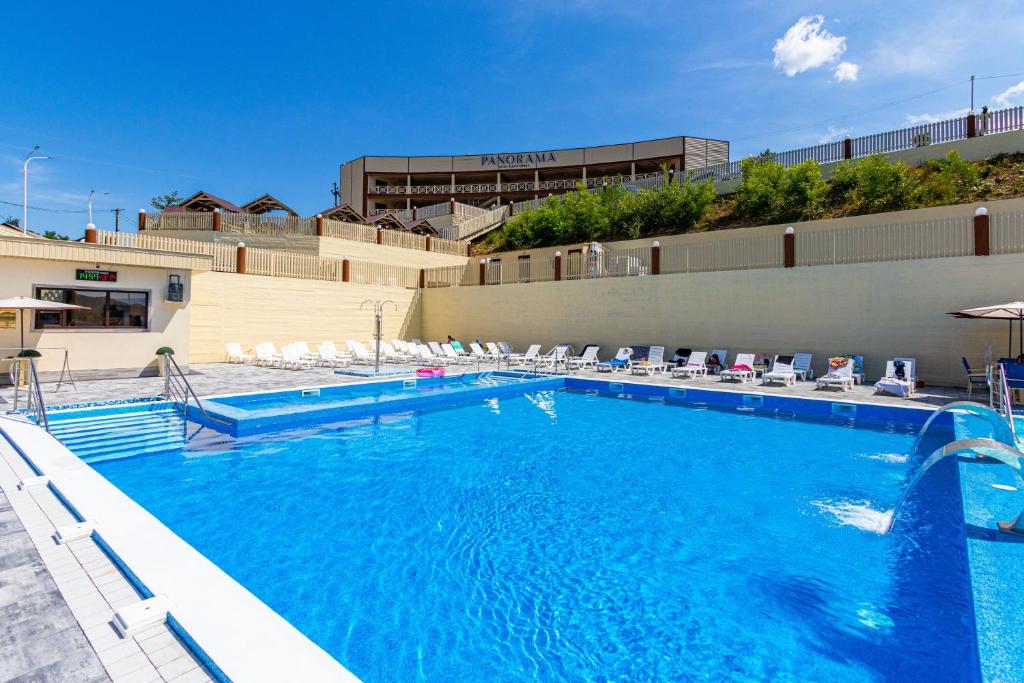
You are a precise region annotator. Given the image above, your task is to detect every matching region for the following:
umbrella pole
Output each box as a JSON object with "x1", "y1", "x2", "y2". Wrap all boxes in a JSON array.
[
  {"x1": 19, "y1": 309, "x2": 25, "y2": 352},
  {"x1": 1010, "y1": 320, "x2": 1014, "y2": 359}
]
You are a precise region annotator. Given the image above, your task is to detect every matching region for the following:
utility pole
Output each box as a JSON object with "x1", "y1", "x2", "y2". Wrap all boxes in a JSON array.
[
  {"x1": 970, "y1": 74, "x2": 975, "y2": 111},
  {"x1": 112, "y1": 208, "x2": 123, "y2": 232},
  {"x1": 331, "y1": 182, "x2": 341, "y2": 207}
]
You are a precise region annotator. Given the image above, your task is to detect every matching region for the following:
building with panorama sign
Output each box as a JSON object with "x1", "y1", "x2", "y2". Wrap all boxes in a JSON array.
[{"x1": 340, "y1": 135, "x2": 728, "y2": 216}]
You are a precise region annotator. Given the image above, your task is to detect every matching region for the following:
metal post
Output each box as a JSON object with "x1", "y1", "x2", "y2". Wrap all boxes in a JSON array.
[{"x1": 163, "y1": 355, "x2": 171, "y2": 398}]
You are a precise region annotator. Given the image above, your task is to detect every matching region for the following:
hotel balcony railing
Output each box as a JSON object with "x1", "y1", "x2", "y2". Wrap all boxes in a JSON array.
[{"x1": 366, "y1": 170, "x2": 668, "y2": 197}]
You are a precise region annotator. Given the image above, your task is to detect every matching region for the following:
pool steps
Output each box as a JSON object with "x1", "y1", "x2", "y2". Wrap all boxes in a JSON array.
[{"x1": 48, "y1": 408, "x2": 188, "y2": 464}]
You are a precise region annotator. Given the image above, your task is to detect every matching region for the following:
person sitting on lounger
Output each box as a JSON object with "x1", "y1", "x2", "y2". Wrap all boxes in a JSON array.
[
  {"x1": 707, "y1": 352, "x2": 723, "y2": 374},
  {"x1": 671, "y1": 348, "x2": 691, "y2": 367}
]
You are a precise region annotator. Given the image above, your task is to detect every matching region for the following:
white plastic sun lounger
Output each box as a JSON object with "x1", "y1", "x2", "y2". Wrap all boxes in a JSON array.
[
  {"x1": 253, "y1": 343, "x2": 282, "y2": 367},
  {"x1": 291, "y1": 341, "x2": 320, "y2": 361},
  {"x1": 671, "y1": 351, "x2": 707, "y2": 379},
  {"x1": 708, "y1": 349, "x2": 728, "y2": 374},
  {"x1": 792, "y1": 352, "x2": 814, "y2": 381},
  {"x1": 417, "y1": 345, "x2": 451, "y2": 366},
  {"x1": 346, "y1": 341, "x2": 376, "y2": 365},
  {"x1": 316, "y1": 343, "x2": 350, "y2": 368},
  {"x1": 510, "y1": 344, "x2": 542, "y2": 365},
  {"x1": 597, "y1": 348, "x2": 632, "y2": 373},
  {"x1": 719, "y1": 353, "x2": 757, "y2": 383},
  {"x1": 816, "y1": 357, "x2": 855, "y2": 391},
  {"x1": 442, "y1": 343, "x2": 474, "y2": 364},
  {"x1": 469, "y1": 342, "x2": 491, "y2": 362},
  {"x1": 875, "y1": 357, "x2": 917, "y2": 397},
  {"x1": 277, "y1": 344, "x2": 314, "y2": 370},
  {"x1": 225, "y1": 343, "x2": 254, "y2": 364},
  {"x1": 485, "y1": 342, "x2": 506, "y2": 360},
  {"x1": 538, "y1": 345, "x2": 569, "y2": 368},
  {"x1": 761, "y1": 355, "x2": 797, "y2": 386},
  {"x1": 567, "y1": 345, "x2": 600, "y2": 370},
  {"x1": 630, "y1": 345, "x2": 667, "y2": 376}
]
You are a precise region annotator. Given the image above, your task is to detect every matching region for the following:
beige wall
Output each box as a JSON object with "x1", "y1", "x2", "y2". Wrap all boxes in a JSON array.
[
  {"x1": 422, "y1": 252, "x2": 1024, "y2": 386},
  {"x1": 484, "y1": 197, "x2": 1024, "y2": 262},
  {"x1": 0, "y1": 257, "x2": 192, "y2": 379},
  {"x1": 188, "y1": 271, "x2": 423, "y2": 362},
  {"x1": 152, "y1": 230, "x2": 468, "y2": 268}
]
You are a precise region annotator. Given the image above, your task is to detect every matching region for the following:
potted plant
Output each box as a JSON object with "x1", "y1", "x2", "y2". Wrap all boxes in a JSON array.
[{"x1": 155, "y1": 347, "x2": 175, "y2": 376}]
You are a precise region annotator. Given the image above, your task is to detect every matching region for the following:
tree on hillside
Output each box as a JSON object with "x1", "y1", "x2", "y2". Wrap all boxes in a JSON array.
[{"x1": 150, "y1": 191, "x2": 183, "y2": 210}]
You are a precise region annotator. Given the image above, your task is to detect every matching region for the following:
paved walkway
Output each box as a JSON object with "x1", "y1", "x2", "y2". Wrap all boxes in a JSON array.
[
  {"x1": 1, "y1": 361, "x2": 972, "y2": 410},
  {"x1": 0, "y1": 488, "x2": 109, "y2": 683}
]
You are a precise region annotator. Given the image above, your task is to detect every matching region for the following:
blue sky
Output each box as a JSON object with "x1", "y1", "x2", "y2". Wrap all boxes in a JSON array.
[{"x1": 2, "y1": 1, "x2": 1023, "y2": 237}]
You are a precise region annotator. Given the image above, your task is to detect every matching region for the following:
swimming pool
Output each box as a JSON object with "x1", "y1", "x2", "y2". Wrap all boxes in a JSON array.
[{"x1": 64, "y1": 382, "x2": 978, "y2": 682}]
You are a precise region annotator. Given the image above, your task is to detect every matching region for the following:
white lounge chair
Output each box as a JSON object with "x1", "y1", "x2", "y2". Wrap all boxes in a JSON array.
[
  {"x1": 225, "y1": 343, "x2": 254, "y2": 364},
  {"x1": 762, "y1": 355, "x2": 797, "y2": 386},
  {"x1": 316, "y1": 343, "x2": 350, "y2": 368},
  {"x1": 793, "y1": 352, "x2": 814, "y2": 381},
  {"x1": 346, "y1": 340, "x2": 376, "y2": 365},
  {"x1": 816, "y1": 357, "x2": 856, "y2": 391},
  {"x1": 538, "y1": 345, "x2": 569, "y2": 368},
  {"x1": 278, "y1": 344, "x2": 314, "y2": 370},
  {"x1": 292, "y1": 341, "x2": 320, "y2": 362},
  {"x1": 631, "y1": 345, "x2": 667, "y2": 376},
  {"x1": 875, "y1": 357, "x2": 917, "y2": 397},
  {"x1": 510, "y1": 344, "x2": 542, "y2": 366},
  {"x1": 672, "y1": 351, "x2": 708, "y2": 379},
  {"x1": 485, "y1": 342, "x2": 505, "y2": 360},
  {"x1": 417, "y1": 345, "x2": 451, "y2": 366},
  {"x1": 596, "y1": 347, "x2": 632, "y2": 373},
  {"x1": 427, "y1": 341, "x2": 447, "y2": 357},
  {"x1": 567, "y1": 345, "x2": 600, "y2": 370},
  {"x1": 720, "y1": 353, "x2": 757, "y2": 383},
  {"x1": 442, "y1": 343, "x2": 474, "y2": 364},
  {"x1": 469, "y1": 342, "x2": 490, "y2": 362},
  {"x1": 253, "y1": 343, "x2": 282, "y2": 367}
]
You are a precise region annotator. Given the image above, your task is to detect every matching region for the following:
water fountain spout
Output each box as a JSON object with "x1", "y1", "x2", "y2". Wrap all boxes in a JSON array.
[{"x1": 887, "y1": 437, "x2": 1023, "y2": 534}]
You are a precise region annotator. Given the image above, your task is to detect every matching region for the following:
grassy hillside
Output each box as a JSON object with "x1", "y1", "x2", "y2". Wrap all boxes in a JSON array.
[{"x1": 476, "y1": 151, "x2": 1024, "y2": 254}]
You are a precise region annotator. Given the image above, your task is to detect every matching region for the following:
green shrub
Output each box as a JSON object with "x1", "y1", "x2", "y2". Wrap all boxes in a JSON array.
[
  {"x1": 848, "y1": 153, "x2": 919, "y2": 213},
  {"x1": 736, "y1": 157, "x2": 826, "y2": 222},
  {"x1": 491, "y1": 170, "x2": 714, "y2": 249},
  {"x1": 920, "y1": 151, "x2": 979, "y2": 205}
]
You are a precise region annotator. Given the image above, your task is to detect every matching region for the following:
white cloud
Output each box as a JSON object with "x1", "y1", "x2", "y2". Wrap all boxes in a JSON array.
[
  {"x1": 772, "y1": 15, "x2": 847, "y2": 77},
  {"x1": 833, "y1": 61, "x2": 859, "y2": 82},
  {"x1": 994, "y1": 80, "x2": 1024, "y2": 108},
  {"x1": 904, "y1": 108, "x2": 969, "y2": 125},
  {"x1": 818, "y1": 125, "x2": 851, "y2": 143}
]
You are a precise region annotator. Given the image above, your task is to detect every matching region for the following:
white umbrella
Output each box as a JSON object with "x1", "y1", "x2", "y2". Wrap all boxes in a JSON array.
[
  {"x1": 949, "y1": 301, "x2": 1024, "y2": 357},
  {"x1": 0, "y1": 296, "x2": 86, "y2": 351}
]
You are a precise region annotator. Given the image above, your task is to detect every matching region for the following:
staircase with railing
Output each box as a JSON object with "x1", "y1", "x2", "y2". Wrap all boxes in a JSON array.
[{"x1": 160, "y1": 352, "x2": 225, "y2": 426}]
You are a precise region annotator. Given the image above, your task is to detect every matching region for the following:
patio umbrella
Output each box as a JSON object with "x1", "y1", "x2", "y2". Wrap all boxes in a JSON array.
[
  {"x1": 948, "y1": 301, "x2": 1024, "y2": 358},
  {"x1": 0, "y1": 296, "x2": 86, "y2": 352}
]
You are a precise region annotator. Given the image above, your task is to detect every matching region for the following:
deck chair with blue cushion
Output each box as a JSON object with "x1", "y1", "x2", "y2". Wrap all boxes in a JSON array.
[{"x1": 597, "y1": 347, "x2": 632, "y2": 373}]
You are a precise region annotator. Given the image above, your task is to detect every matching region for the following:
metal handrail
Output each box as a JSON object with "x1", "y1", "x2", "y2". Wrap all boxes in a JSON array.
[
  {"x1": 998, "y1": 363, "x2": 1018, "y2": 444},
  {"x1": 25, "y1": 359, "x2": 49, "y2": 432},
  {"x1": 161, "y1": 353, "x2": 218, "y2": 423}
]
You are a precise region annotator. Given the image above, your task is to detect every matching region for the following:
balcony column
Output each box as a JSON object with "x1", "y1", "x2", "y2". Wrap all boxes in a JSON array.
[
  {"x1": 451, "y1": 173, "x2": 456, "y2": 193},
  {"x1": 534, "y1": 170, "x2": 539, "y2": 191},
  {"x1": 630, "y1": 162, "x2": 636, "y2": 181},
  {"x1": 406, "y1": 174, "x2": 411, "y2": 194},
  {"x1": 496, "y1": 172, "x2": 502, "y2": 194},
  {"x1": 582, "y1": 166, "x2": 587, "y2": 187}
]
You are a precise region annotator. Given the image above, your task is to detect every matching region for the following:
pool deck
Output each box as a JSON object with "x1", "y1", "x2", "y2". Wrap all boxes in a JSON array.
[
  {"x1": 0, "y1": 431, "x2": 215, "y2": 682},
  {"x1": 1, "y1": 361, "x2": 973, "y2": 410}
]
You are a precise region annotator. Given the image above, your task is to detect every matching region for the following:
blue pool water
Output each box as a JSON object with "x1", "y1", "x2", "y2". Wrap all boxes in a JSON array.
[{"x1": 85, "y1": 387, "x2": 976, "y2": 682}]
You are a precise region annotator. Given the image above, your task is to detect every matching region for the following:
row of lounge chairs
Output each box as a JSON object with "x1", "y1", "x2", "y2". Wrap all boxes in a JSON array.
[{"x1": 590, "y1": 346, "x2": 917, "y2": 397}]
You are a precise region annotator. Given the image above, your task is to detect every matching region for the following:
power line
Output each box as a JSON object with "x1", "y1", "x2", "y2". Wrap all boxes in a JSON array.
[{"x1": 0, "y1": 198, "x2": 90, "y2": 213}]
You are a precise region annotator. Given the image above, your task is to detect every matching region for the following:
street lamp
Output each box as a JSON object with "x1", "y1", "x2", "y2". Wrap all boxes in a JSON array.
[
  {"x1": 88, "y1": 190, "x2": 110, "y2": 224},
  {"x1": 23, "y1": 146, "x2": 52, "y2": 234}
]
